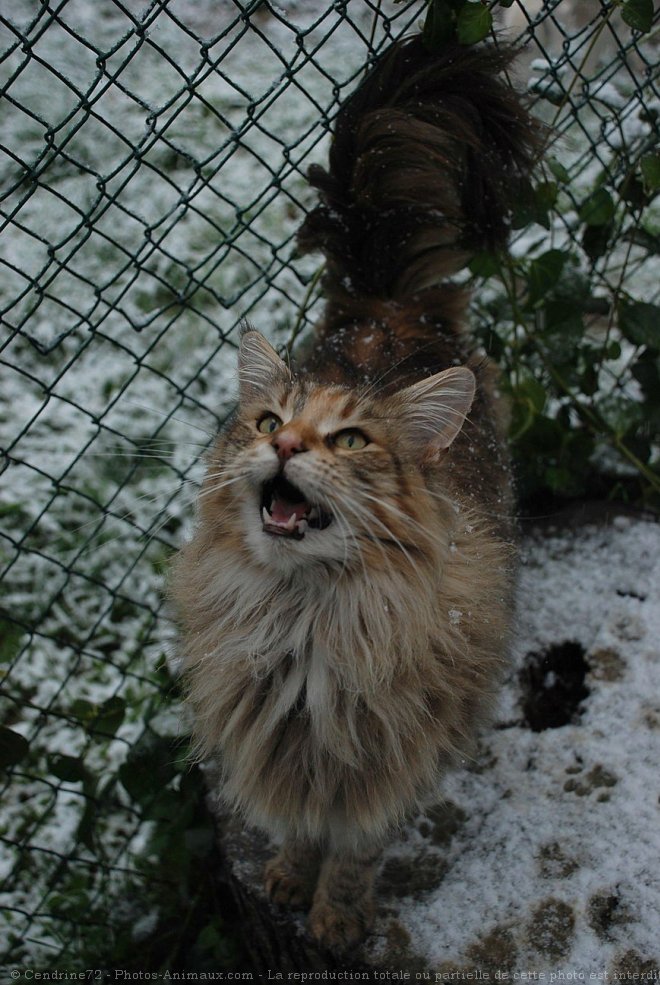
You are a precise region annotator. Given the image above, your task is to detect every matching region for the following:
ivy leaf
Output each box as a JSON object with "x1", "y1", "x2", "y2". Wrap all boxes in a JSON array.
[
  {"x1": 541, "y1": 299, "x2": 584, "y2": 352},
  {"x1": 583, "y1": 221, "x2": 614, "y2": 261},
  {"x1": 579, "y1": 188, "x2": 615, "y2": 226},
  {"x1": 469, "y1": 252, "x2": 500, "y2": 278},
  {"x1": 69, "y1": 698, "x2": 97, "y2": 725},
  {"x1": 70, "y1": 695, "x2": 126, "y2": 739},
  {"x1": 49, "y1": 754, "x2": 90, "y2": 784},
  {"x1": 618, "y1": 300, "x2": 660, "y2": 348},
  {"x1": 518, "y1": 377, "x2": 547, "y2": 413},
  {"x1": 619, "y1": 171, "x2": 649, "y2": 209},
  {"x1": 548, "y1": 158, "x2": 570, "y2": 184},
  {"x1": 457, "y1": 2, "x2": 493, "y2": 44},
  {"x1": 423, "y1": 0, "x2": 459, "y2": 49},
  {"x1": 0, "y1": 727, "x2": 29, "y2": 769},
  {"x1": 511, "y1": 179, "x2": 556, "y2": 229},
  {"x1": 631, "y1": 350, "x2": 660, "y2": 403},
  {"x1": 621, "y1": 0, "x2": 653, "y2": 33},
  {"x1": 510, "y1": 378, "x2": 547, "y2": 440},
  {"x1": 118, "y1": 731, "x2": 179, "y2": 806},
  {"x1": 640, "y1": 153, "x2": 660, "y2": 192},
  {"x1": 527, "y1": 249, "x2": 568, "y2": 304},
  {"x1": 92, "y1": 696, "x2": 126, "y2": 738},
  {"x1": 498, "y1": 0, "x2": 515, "y2": 6}
]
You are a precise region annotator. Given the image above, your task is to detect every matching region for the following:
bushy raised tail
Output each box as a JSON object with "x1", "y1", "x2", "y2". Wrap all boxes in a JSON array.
[{"x1": 298, "y1": 36, "x2": 540, "y2": 303}]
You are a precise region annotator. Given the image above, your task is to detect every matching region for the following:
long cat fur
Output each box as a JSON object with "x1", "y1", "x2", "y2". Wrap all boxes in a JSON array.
[{"x1": 171, "y1": 34, "x2": 539, "y2": 950}]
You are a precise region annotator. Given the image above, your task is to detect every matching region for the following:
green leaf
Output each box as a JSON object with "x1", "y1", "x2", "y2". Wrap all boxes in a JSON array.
[
  {"x1": 622, "y1": 0, "x2": 653, "y2": 33},
  {"x1": 545, "y1": 465, "x2": 573, "y2": 493},
  {"x1": 536, "y1": 180, "x2": 559, "y2": 214},
  {"x1": 423, "y1": 0, "x2": 459, "y2": 49},
  {"x1": 49, "y1": 754, "x2": 89, "y2": 784},
  {"x1": 119, "y1": 731, "x2": 179, "y2": 805},
  {"x1": 511, "y1": 179, "x2": 556, "y2": 230},
  {"x1": 631, "y1": 350, "x2": 660, "y2": 401},
  {"x1": 457, "y1": 2, "x2": 493, "y2": 44},
  {"x1": 598, "y1": 394, "x2": 645, "y2": 437},
  {"x1": 547, "y1": 158, "x2": 570, "y2": 184},
  {"x1": 92, "y1": 696, "x2": 126, "y2": 738},
  {"x1": 619, "y1": 171, "x2": 649, "y2": 209},
  {"x1": 510, "y1": 378, "x2": 547, "y2": 440},
  {"x1": 469, "y1": 252, "x2": 500, "y2": 278},
  {"x1": 0, "y1": 618, "x2": 26, "y2": 664},
  {"x1": 69, "y1": 698, "x2": 97, "y2": 725},
  {"x1": 69, "y1": 695, "x2": 126, "y2": 738},
  {"x1": 527, "y1": 249, "x2": 568, "y2": 304},
  {"x1": 582, "y1": 221, "x2": 614, "y2": 261},
  {"x1": 618, "y1": 300, "x2": 660, "y2": 348},
  {"x1": 0, "y1": 727, "x2": 29, "y2": 769},
  {"x1": 641, "y1": 153, "x2": 660, "y2": 192},
  {"x1": 498, "y1": 0, "x2": 515, "y2": 6},
  {"x1": 579, "y1": 188, "x2": 615, "y2": 226},
  {"x1": 543, "y1": 299, "x2": 582, "y2": 332},
  {"x1": 519, "y1": 378, "x2": 547, "y2": 413}
]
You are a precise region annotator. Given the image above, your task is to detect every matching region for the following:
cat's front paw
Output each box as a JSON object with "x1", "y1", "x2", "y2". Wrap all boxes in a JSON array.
[
  {"x1": 264, "y1": 855, "x2": 316, "y2": 909},
  {"x1": 307, "y1": 897, "x2": 372, "y2": 952}
]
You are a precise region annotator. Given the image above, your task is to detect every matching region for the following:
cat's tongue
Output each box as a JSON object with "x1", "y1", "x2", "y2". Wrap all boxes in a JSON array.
[{"x1": 270, "y1": 494, "x2": 309, "y2": 524}]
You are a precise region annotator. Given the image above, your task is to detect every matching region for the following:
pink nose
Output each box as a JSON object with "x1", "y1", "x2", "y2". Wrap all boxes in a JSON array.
[{"x1": 272, "y1": 431, "x2": 306, "y2": 461}]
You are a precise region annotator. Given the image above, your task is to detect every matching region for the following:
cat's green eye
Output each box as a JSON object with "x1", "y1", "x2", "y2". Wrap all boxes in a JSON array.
[
  {"x1": 333, "y1": 429, "x2": 368, "y2": 451},
  {"x1": 257, "y1": 413, "x2": 282, "y2": 435}
]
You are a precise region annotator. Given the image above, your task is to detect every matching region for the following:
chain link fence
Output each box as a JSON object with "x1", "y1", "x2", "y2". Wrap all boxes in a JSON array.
[{"x1": 1, "y1": 0, "x2": 658, "y2": 968}]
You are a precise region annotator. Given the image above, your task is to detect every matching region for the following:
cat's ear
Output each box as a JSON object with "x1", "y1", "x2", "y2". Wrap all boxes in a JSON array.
[
  {"x1": 397, "y1": 366, "x2": 475, "y2": 461},
  {"x1": 238, "y1": 330, "x2": 291, "y2": 403}
]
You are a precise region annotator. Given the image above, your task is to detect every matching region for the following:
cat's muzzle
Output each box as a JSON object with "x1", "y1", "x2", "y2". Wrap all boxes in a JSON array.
[{"x1": 260, "y1": 474, "x2": 332, "y2": 540}]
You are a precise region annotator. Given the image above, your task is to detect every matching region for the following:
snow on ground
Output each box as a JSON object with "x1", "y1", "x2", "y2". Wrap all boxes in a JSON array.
[
  {"x1": 368, "y1": 515, "x2": 660, "y2": 974},
  {"x1": 0, "y1": 0, "x2": 658, "y2": 967}
]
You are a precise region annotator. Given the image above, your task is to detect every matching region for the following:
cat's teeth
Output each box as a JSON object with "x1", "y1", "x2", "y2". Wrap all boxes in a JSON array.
[
  {"x1": 298, "y1": 519, "x2": 308, "y2": 534},
  {"x1": 307, "y1": 506, "x2": 319, "y2": 521},
  {"x1": 261, "y1": 507, "x2": 270, "y2": 525},
  {"x1": 284, "y1": 514, "x2": 297, "y2": 531}
]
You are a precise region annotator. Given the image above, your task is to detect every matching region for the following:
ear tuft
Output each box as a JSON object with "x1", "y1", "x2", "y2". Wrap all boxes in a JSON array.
[
  {"x1": 398, "y1": 366, "x2": 476, "y2": 461},
  {"x1": 238, "y1": 330, "x2": 291, "y2": 403}
]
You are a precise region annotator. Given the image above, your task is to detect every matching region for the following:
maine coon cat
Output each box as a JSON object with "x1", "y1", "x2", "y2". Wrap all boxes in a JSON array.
[{"x1": 171, "y1": 34, "x2": 539, "y2": 952}]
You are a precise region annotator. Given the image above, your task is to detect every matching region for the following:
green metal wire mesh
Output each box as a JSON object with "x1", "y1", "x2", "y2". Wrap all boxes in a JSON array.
[{"x1": 0, "y1": 0, "x2": 658, "y2": 966}]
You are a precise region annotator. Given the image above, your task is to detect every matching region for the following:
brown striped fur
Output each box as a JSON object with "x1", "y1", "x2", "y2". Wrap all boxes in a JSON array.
[{"x1": 171, "y1": 33, "x2": 539, "y2": 953}]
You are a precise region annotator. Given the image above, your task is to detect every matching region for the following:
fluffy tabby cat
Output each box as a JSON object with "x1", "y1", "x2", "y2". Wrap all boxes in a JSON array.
[{"x1": 171, "y1": 34, "x2": 539, "y2": 952}]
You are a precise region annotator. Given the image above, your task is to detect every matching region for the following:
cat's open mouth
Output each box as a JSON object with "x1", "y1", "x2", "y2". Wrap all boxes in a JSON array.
[{"x1": 260, "y1": 475, "x2": 332, "y2": 540}]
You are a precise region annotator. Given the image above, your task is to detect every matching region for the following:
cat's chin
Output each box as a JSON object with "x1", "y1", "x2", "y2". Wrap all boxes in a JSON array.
[{"x1": 259, "y1": 474, "x2": 333, "y2": 542}]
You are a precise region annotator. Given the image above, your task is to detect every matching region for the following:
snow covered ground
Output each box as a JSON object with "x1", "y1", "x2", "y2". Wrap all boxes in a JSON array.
[
  {"x1": 1, "y1": 0, "x2": 658, "y2": 968},
  {"x1": 371, "y1": 514, "x2": 660, "y2": 974}
]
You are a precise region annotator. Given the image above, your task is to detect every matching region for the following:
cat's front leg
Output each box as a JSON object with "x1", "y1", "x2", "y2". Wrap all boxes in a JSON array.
[
  {"x1": 308, "y1": 846, "x2": 380, "y2": 952},
  {"x1": 264, "y1": 837, "x2": 322, "y2": 909}
]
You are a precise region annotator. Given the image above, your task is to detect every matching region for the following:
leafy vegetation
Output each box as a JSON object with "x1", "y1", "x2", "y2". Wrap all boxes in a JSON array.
[{"x1": 420, "y1": 0, "x2": 660, "y2": 512}]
